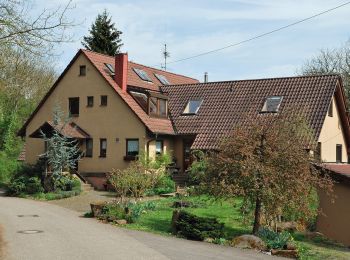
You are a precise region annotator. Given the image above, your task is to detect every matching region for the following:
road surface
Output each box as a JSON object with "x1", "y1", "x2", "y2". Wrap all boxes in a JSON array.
[{"x1": 0, "y1": 196, "x2": 276, "y2": 260}]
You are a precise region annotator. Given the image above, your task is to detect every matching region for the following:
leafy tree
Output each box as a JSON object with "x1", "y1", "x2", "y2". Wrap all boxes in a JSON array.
[
  {"x1": 300, "y1": 40, "x2": 350, "y2": 101},
  {"x1": 82, "y1": 9, "x2": 123, "y2": 56},
  {"x1": 201, "y1": 114, "x2": 333, "y2": 234},
  {"x1": 0, "y1": 0, "x2": 75, "y2": 55},
  {"x1": 41, "y1": 105, "x2": 81, "y2": 191}
]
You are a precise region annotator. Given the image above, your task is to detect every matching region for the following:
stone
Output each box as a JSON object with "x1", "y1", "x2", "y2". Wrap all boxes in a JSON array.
[
  {"x1": 90, "y1": 201, "x2": 107, "y2": 217},
  {"x1": 115, "y1": 219, "x2": 127, "y2": 225},
  {"x1": 231, "y1": 235, "x2": 267, "y2": 251},
  {"x1": 286, "y1": 241, "x2": 297, "y2": 250},
  {"x1": 271, "y1": 249, "x2": 298, "y2": 258},
  {"x1": 204, "y1": 237, "x2": 214, "y2": 243}
]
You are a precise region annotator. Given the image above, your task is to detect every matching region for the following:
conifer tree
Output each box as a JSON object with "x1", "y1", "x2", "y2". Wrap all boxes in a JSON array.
[{"x1": 82, "y1": 10, "x2": 123, "y2": 56}]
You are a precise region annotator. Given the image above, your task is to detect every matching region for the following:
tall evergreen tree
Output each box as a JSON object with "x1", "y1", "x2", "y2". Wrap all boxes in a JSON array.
[{"x1": 82, "y1": 10, "x2": 123, "y2": 56}]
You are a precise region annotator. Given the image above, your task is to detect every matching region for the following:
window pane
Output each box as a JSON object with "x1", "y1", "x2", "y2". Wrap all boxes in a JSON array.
[
  {"x1": 101, "y1": 95, "x2": 107, "y2": 106},
  {"x1": 69, "y1": 97, "x2": 79, "y2": 116},
  {"x1": 149, "y1": 97, "x2": 158, "y2": 115},
  {"x1": 127, "y1": 139, "x2": 139, "y2": 156},
  {"x1": 100, "y1": 139, "x2": 107, "y2": 157},
  {"x1": 87, "y1": 96, "x2": 93, "y2": 107},
  {"x1": 156, "y1": 140, "x2": 163, "y2": 155},
  {"x1": 183, "y1": 100, "x2": 202, "y2": 114},
  {"x1": 159, "y1": 99, "x2": 167, "y2": 117},
  {"x1": 261, "y1": 96, "x2": 283, "y2": 113},
  {"x1": 79, "y1": 65, "x2": 86, "y2": 76},
  {"x1": 133, "y1": 68, "x2": 152, "y2": 82},
  {"x1": 86, "y1": 139, "x2": 93, "y2": 157}
]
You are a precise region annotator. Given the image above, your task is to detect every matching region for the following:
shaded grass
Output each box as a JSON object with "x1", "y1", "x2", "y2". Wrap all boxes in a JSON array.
[{"x1": 124, "y1": 196, "x2": 350, "y2": 259}]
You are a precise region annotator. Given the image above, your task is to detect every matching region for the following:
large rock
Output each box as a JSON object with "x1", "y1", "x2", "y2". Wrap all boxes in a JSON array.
[
  {"x1": 115, "y1": 219, "x2": 127, "y2": 225},
  {"x1": 90, "y1": 201, "x2": 107, "y2": 217},
  {"x1": 231, "y1": 235, "x2": 266, "y2": 251},
  {"x1": 271, "y1": 249, "x2": 298, "y2": 258}
]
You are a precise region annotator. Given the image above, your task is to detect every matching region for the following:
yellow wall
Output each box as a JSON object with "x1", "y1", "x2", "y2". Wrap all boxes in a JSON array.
[
  {"x1": 25, "y1": 53, "x2": 148, "y2": 173},
  {"x1": 318, "y1": 95, "x2": 348, "y2": 163},
  {"x1": 317, "y1": 183, "x2": 350, "y2": 246}
]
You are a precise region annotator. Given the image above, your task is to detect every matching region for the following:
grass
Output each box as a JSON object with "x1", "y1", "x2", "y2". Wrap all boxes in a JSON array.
[
  {"x1": 123, "y1": 196, "x2": 350, "y2": 259},
  {"x1": 18, "y1": 188, "x2": 82, "y2": 201}
]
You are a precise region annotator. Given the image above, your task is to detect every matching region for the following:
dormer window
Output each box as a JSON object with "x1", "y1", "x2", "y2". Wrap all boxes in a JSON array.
[
  {"x1": 183, "y1": 100, "x2": 203, "y2": 115},
  {"x1": 133, "y1": 68, "x2": 152, "y2": 82},
  {"x1": 130, "y1": 91, "x2": 148, "y2": 111},
  {"x1": 261, "y1": 96, "x2": 283, "y2": 113},
  {"x1": 155, "y1": 73, "x2": 170, "y2": 85},
  {"x1": 149, "y1": 96, "x2": 167, "y2": 118},
  {"x1": 129, "y1": 90, "x2": 168, "y2": 118}
]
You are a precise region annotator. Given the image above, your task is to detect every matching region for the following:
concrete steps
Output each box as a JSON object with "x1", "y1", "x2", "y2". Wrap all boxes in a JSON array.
[{"x1": 81, "y1": 183, "x2": 94, "y2": 192}]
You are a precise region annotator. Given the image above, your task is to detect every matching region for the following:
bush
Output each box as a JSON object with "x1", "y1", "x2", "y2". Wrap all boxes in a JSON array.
[
  {"x1": 54, "y1": 175, "x2": 81, "y2": 191},
  {"x1": 174, "y1": 211, "x2": 224, "y2": 241},
  {"x1": 152, "y1": 175, "x2": 175, "y2": 195},
  {"x1": 7, "y1": 176, "x2": 43, "y2": 195},
  {"x1": 188, "y1": 150, "x2": 207, "y2": 185},
  {"x1": 257, "y1": 227, "x2": 292, "y2": 249}
]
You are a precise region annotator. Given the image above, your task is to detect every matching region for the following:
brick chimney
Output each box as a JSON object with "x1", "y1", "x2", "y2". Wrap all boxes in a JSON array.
[{"x1": 115, "y1": 53, "x2": 128, "y2": 92}]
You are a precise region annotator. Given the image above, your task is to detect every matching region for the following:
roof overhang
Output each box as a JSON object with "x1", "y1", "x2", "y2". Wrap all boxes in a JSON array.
[{"x1": 29, "y1": 121, "x2": 90, "y2": 139}]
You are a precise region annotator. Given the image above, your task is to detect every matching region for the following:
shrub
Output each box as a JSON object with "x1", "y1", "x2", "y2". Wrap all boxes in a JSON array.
[
  {"x1": 152, "y1": 175, "x2": 175, "y2": 195},
  {"x1": 174, "y1": 211, "x2": 224, "y2": 241},
  {"x1": 188, "y1": 150, "x2": 207, "y2": 185},
  {"x1": 7, "y1": 176, "x2": 43, "y2": 195},
  {"x1": 257, "y1": 227, "x2": 292, "y2": 249}
]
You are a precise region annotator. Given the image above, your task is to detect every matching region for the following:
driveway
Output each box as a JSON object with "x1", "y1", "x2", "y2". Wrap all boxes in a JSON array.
[{"x1": 0, "y1": 196, "x2": 277, "y2": 260}]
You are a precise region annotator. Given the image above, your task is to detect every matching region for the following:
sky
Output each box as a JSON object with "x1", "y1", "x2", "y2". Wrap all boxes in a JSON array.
[{"x1": 34, "y1": 0, "x2": 350, "y2": 82}]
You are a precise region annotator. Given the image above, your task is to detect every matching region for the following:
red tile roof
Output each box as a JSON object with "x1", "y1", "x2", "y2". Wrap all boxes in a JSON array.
[
  {"x1": 82, "y1": 50, "x2": 197, "y2": 135},
  {"x1": 162, "y1": 75, "x2": 350, "y2": 150},
  {"x1": 322, "y1": 163, "x2": 350, "y2": 177},
  {"x1": 18, "y1": 49, "x2": 198, "y2": 136}
]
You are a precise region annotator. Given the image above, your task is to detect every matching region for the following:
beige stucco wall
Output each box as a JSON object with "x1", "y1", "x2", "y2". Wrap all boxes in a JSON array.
[
  {"x1": 25, "y1": 53, "x2": 149, "y2": 173},
  {"x1": 318, "y1": 95, "x2": 348, "y2": 163},
  {"x1": 148, "y1": 138, "x2": 174, "y2": 160},
  {"x1": 317, "y1": 182, "x2": 350, "y2": 246}
]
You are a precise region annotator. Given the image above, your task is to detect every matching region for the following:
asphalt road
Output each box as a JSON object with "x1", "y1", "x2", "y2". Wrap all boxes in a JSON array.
[{"x1": 0, "y1": 197, "x2": 276, "y2": 260}]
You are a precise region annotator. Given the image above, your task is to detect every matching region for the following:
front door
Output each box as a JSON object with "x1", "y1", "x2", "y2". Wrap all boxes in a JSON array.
[{"x1": 183, "y1": 139, "x2": 194, "y2": 172}]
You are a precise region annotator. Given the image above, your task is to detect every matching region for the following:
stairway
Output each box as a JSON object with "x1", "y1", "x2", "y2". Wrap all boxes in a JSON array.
[{"x1": 81, "y1": 182, "x2": 94, "y2": 192}]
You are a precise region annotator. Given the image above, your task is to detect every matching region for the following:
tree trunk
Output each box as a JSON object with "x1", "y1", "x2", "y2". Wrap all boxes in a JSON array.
[{"x1": 252, "y1": 196, "x2": 262, "y2": 234}]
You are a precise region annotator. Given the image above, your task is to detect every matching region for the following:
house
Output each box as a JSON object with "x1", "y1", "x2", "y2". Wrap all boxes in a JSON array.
[{"x1": 18, "y1": 50, "x2": 350, "y2": 189}]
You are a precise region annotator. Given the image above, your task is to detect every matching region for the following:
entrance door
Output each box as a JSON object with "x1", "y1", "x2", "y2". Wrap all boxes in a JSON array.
[{"x1": 183, "y1": 139, "x2": 194, "y2": 172}]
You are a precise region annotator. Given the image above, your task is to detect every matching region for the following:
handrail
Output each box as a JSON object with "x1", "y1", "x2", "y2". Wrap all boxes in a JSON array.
[{"x1": 70, "y1": 169, "x2": 87, "y2": 184}]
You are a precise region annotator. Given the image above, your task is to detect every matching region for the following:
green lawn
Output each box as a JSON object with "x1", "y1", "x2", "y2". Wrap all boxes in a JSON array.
[{"x1": 124, "y1": 196, "x2": 350, "y2": 259}]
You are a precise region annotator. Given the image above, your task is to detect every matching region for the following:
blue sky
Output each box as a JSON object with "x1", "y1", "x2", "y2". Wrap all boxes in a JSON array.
[{"x1": 35, "y1": 0, "x2": 350, "y2": 82}]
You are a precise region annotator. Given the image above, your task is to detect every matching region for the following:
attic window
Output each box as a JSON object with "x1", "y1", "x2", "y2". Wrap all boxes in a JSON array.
[
  {"x1": 155, "y1": 73, "x2": 170, "y2": 85},
  {"x1": 133, "y1": 68, "x2": 152, "y2": 82},
  {"x1": 130, "y1": 91, "x2": 148, "y2": 111},
  {"x1": 105, "y1": 63, "x2": 115, "y2": 75},
  {"x1": 183, "y1": 100, "x2": 203, "y2": 115},
  {"x1": 261, "y1": 96, "x2": 283, "y2": 113}
]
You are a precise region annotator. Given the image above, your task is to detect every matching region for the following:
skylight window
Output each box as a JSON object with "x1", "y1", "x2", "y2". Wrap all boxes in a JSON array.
[
  {"x1": 104, "y1": 63, "x2": 115, "y2": 74},
  {"x1": 154, "y1": 73, "x2": 170, "y2": 85},
  {"x1": 183, "y1": 100, "x2": 203, "y2": 115},
  {"x1": 133, "y1": 68, "x2": 152, "y2": 82},
  {"x1": 261, "y1": 96, "x2": 283, "y2": 113}
]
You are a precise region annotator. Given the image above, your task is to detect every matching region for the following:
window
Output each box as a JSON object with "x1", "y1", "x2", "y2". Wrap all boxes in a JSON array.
[
  {"x1": 105, "y1": 63, "x2": 115, "y2": 74},
  {"x1": 336, "y1": 144, "x2": 342, "y2": 163},
  {"x1": 79, "y1": 65, "x2": 86, "y2": 76},
  {"x1": 149, "y1": 97, "x2": 167, "y2": 117},
  {"x1": 87, "y1": 96, "x2": 94, "y2": 107},
  {"x1": 99, "y1": 139, "x2": 107, "y2": 157},
  {"x1": 154, "y1": 74, "x2": 170, "y2": 85},
  {"x1": 328, "y1": 99, "x2": 333, "y2": 117},
  {"x1": 126, "y1": 139, "x2": 139, "y2": 157},
  {"x1": 261, "y1": 96, "x2": 283, "y2": 113},
  {"x1": 156, "y1": 140, "x2": 163, "y2": 155},
  {"x1": 133, "y1": 68, "x2": 152, "y2": 82},
  {"x1": 130, "y1": 91, "x2": 148, "y2": 111},
  {"x1": 183, "y1": 100, "x2": 203, "y2": 115},
  {"x1": 86, "y1": 139, "x2": 93, "y2": 157},
  {"x1": 101, "y1": 95, "x2": 108, "y2": 106},
  {"x1": 69, "y1": 97, "x2": 79, "y2": 116}
]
